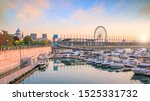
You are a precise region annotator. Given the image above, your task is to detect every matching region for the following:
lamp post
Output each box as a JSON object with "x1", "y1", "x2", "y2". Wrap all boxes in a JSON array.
[{"x1": 6, "y1": 39, "x2": 9, "y2": 49}]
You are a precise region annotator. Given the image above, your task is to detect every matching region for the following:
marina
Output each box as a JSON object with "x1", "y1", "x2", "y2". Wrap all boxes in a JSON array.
[
  {"x1": 1, "y1": 1, "x2": 150, "y2": 101},
  {"x1": 19, "y1": 58, "x2": 150, "y2": 84},
  {"x1": 1, "y1": 27, "x2": 150, "y2": 84},
  {"x1": 1, "y1": 45, "x2": 150, "y2": 84},
  {"x1": 7, "y1": 47, "x2": 148, "y2": 84}
]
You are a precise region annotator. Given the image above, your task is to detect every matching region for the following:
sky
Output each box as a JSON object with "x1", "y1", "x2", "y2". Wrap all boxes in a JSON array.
[{"x1": 0, "y1": 0, "x2": 150, "y2": 41}]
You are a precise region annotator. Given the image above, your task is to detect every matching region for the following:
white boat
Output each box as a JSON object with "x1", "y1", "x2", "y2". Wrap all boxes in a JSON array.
[
  {"x1": 92, "y1": 59, "x2": 99, "y2": 65},
  {"x1": 95, "y1": 60, "x2": 104, "y2": 67},
  {"x1": 111, "y1": 62, "x2": 125, "y2": 69},
  {"x1": 86, "y1": 58, "x2": 94, "y2": 64},
  {"x1": 132, "y1": 63, "x2": 150, "y2": 75},
  {"x1": 37, "y1": 54, "x2": 49, "y2": 69},
  {"x1": 122, "y1": 58, "x2": 139, "y2": 68},
  {"x1": 102, "y1": 60, "x2": 112, "y2": 68}
]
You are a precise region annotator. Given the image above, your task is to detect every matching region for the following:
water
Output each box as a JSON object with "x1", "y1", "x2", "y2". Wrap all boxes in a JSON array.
[{"x1": 20, "y1": 59, "x2": 150, "y2": 84}]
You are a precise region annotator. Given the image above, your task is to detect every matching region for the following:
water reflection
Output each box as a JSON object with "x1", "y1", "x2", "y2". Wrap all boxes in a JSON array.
[
  {"x1": 131, "y1": 74, "x2": 150, "y2": 84},
  {"x1": 19, "y1": 59, "x2": 150, "y2": 84}
]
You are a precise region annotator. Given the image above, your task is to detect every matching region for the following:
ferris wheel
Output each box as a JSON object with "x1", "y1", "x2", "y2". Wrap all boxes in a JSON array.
[{"x1": 94, "y1": 26, "x2": 107, "y2": 42}]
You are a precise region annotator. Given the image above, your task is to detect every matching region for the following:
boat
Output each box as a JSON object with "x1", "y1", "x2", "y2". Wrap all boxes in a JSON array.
[
  {"x1": 61, "y1": 58, "x2": 75, "y2": 65},
  {"x1": 37, "y1": 53, "x2": 49, "y2": 70},
  {"x1": 132, "y1": 63, "x2": 150, "y2": 75},
  {"x1": 116, "y1": 68, "x2": 132, "y2": 72},
  {"x1": 86, "y1": 58, "x2": 94, "y2": 64},
  {"x1": 110, "y1": 62, "x2": 125, "y2": 69},
  {"x1": 123, "y1": 58, "x2": 138, "y2": 68},
  {"x1": 38, "y1": 64, "x2": 48, "y2": 71},
  {"x1": 92, "y1": 59, "x2": 99, "y2": 66},
  {"x1": 95, "y1": 60, "x2": 104, "y2": 67},
  {"x1": 38, "y1": 59, "x2": 48, "y2": 70},
  {"x1": 102, "y1": 60, "x2": 112, "y2": 68}
]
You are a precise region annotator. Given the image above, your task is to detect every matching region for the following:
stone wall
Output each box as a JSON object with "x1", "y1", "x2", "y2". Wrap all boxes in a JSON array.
[{"x1": 0, "y1": 47, "x2": 51, "y2": 73}]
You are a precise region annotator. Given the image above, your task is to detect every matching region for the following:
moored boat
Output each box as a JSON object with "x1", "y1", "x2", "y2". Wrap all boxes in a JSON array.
[
  {"x1": 110, "y1": 62, "x2": 125, "y2": 69},
  {"x1": 132, "y1": 63, "x2": 150, "y2": 75}
]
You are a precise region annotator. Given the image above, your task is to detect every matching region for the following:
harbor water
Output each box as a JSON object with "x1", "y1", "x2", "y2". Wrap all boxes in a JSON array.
[{"x1": 19, "y1": 59, "x2": 150, "y2": 84}]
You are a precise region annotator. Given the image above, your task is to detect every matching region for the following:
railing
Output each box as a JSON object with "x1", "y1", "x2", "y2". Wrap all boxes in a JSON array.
[{"x1": 0, "y1": 45, "x2": 51, "y2": 51}]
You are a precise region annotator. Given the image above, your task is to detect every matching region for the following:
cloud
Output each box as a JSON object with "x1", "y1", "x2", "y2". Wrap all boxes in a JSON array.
[
  {"x1": 0, "y1": 0, "x2": 16, "y2": 21},
  {"x1": 16, "y1": 0, "x2": 50, "y2": 22},
  {"x1": 139, "y1": 4, "x2": 150, "y2": 16},
  {"x1": 72, "y1": 5, "x2": 104, "y2": 22},
  {"x1": 0, "y1": 0, "x2": 50, "y2": 22},
  {"x1": 16, "y1": 4, "x2": 43, "y2": 21}
]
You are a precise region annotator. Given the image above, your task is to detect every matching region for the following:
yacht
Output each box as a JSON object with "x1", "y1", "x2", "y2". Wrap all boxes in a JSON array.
[
  {"x1": 102, "y1": 60, "x2": 112, "y2": 68},
  {"x1": 110, "y1": 62, "x2": 125, "y2": 69},
  {"x1": 86, "y1": 58, "x2": 94, "y2": 64},
  {"x1": 123, "y1": 59, "x2": 138, "y2": 68},
  {"x1": 38, "y1": 54, "x2": 49, "y2": 69},
  {"x1": 132, "y1": 63, "x2": 150, "y2": 75},
  {"x1": 95, "y1": 60, "x2": 104, "y2": 67}
]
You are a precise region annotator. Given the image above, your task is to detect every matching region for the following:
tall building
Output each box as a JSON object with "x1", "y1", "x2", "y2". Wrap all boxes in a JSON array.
[
  {"x1": 42, "y1": 34, "x2": 47, "y2": 40},
  {"x1": 15, "y1": 28, "x2": 23, "y2": 40},
  {"x1": 30, "y1": 33, "x2": 37, "y2": 40}
]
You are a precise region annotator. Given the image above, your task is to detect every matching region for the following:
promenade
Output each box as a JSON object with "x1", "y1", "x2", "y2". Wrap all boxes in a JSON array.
[
  {"x1": 0, "y1": 46, "x2": 51, "y2": 84},
  {"x1": 0, "y1": 62, "x2": 38, "y2": 84}
]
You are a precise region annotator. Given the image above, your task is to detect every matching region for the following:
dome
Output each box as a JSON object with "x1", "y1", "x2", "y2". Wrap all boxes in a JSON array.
[
  {"x1": 16, "y1": 28, "x2": 21, "y2": 34},
  {"x1": 15, "y1": 28, "x2": 23, "y2": 39}
]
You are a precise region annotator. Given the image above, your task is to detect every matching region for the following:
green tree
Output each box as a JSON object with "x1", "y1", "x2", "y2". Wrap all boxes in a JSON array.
[
  {"x1": 15, "y1": 40, "x2": 20, "y2": 45},
  {"x1": 23, "y1": 35, "x2": 33, "y2": 45},
  {"x1": 41, "y1": 40, "x2": 50, "y2": 45},
  {"x1": 15, "y1": 40, "x2": 23, "y2": 45}
]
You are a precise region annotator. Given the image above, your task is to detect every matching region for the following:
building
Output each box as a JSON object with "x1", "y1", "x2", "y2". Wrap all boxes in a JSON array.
[
  {"x1": 30, "y1": 33, "x2": 37, "y2": 40},
  {"x1": 42, "y1": 34, "x2": 47, "y2": 40},
  {"x1": 15, "y1": 28, "x2": 23, "y2": 40}
]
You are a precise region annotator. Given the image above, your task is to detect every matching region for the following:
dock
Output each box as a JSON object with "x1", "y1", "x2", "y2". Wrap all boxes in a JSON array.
[{"x1": 0, "y1": 63, "x2": 38, "y2": 84}]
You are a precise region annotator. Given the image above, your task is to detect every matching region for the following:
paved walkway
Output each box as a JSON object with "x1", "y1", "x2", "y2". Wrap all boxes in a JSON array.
[{"x1": 0, "y1": 63, "x2": 38, "y2": 84}]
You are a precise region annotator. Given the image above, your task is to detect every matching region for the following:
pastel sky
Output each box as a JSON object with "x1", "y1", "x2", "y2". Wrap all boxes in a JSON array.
[{"x1": 0, "y1": 0, "x2": 150, "y2": 41}]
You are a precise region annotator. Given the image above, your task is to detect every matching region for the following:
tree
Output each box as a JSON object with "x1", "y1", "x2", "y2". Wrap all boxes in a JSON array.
[
  {"x1": 41, "y1": 40, "x2": 50, "y2": 45},
  {"x1": 0, "y1": 30, "x2": 14, "y2": 46},
  {"x1": 15, "y1": 40, "x2": 20, "y2": 45},
  {"x1": 15, "y1": 40, "x2": 23, "y2": 45},
  {"x1": 23, "y1": 35, "x2": 33, "y2": 45},
  {"x1": 14, "y1": 36, "x2": 19, "y2": 41}
]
